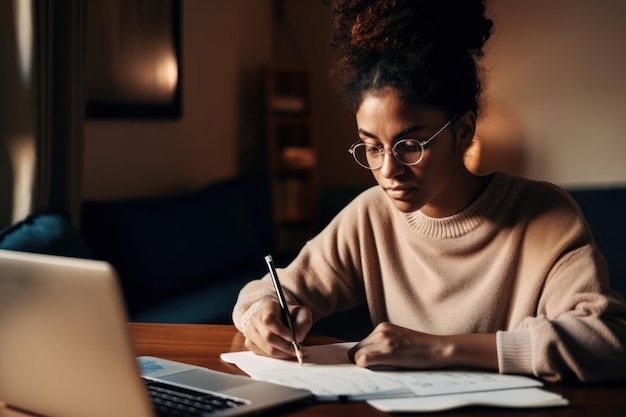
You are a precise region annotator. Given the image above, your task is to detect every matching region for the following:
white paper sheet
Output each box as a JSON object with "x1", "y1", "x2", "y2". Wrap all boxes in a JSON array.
[
  {"x1": 220, "y1": 342, "x2": 551, "y2": 403},
  {"x1": 221, "y1": 342, "x2": 409, "y2": 400},
  {"x1": 368, "y1": 387, "x2": 569, "y2": 412},
  {"x1": 384, "y1": 369, "x2": 543, "y2": 396}
]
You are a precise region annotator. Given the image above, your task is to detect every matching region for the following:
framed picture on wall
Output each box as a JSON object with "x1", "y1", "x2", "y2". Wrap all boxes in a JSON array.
[{"x1": 85, "y1": 0, "x2": 181, "y2": 119}]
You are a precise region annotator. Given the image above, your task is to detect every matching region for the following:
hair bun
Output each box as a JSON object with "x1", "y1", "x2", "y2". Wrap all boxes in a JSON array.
[
  {"x1": 332, "y1": 0, "x2": 493, "y2": 56},
  {"x1": 327, "y1": 0, "x2": 493, "y2": 115}
]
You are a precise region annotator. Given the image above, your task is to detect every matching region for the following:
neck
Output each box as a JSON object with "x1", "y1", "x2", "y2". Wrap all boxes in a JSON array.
[{"x1": 421, "y1": 168, "x2": 492, "y2": 218}]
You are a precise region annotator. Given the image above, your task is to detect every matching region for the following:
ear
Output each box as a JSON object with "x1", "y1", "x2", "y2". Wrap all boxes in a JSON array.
[{"x1": 454, "y1": 111, "x2": 476, "y2": 153}]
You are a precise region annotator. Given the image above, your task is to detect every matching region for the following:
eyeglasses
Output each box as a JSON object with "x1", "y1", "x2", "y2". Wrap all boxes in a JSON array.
[{"x1": 348, "y1": 116, "x2": 458, "y2": 170}]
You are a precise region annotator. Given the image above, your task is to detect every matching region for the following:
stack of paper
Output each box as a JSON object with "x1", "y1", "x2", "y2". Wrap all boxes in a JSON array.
[
  {"x1": 368, "y1": 388, "x2": 568, "y2": 412},
  {"x1": 220, "y1": 342, "x2": 569, "y2": 410}
]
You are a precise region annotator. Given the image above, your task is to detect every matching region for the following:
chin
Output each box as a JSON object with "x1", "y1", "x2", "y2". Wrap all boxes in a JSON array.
[{"x1": 390, "y1": 199, "x2": 420, "y2": 213}]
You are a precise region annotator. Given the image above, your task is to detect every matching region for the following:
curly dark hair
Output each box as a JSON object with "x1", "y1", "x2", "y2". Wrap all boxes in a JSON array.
[{"x1": 326, "y1": 0, "x2": 494, "y2": 117}]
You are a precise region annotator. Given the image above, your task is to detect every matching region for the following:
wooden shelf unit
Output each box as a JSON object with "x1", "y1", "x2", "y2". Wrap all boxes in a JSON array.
[{"x1": 264, "y1": 66, "x2": 319, "y2": 251}]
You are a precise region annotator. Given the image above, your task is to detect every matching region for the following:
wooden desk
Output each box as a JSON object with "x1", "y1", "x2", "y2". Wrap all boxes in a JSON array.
[
  {"x1": 131, "y1": 323, "x2": 626, "y2": 417},
  {"x1": 2, "y1": 323, "x2": 625, "y2": 416}
]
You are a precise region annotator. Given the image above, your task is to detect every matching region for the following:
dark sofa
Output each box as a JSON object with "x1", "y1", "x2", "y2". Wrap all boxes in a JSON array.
[
  {"x1": 75, "y1": 176, "x2": 625, "y2": 339},
  {"x1": 566, "y1": 186, "x2": 626, "y2": 298},
  {"x1": 80, "y1": 173, "x2": 277, "y2": 324}
]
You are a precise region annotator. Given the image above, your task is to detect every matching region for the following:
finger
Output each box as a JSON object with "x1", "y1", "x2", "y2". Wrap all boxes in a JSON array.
[
  {"x1": 252, "y1": 300, "x2": 295, "y2": 341},
  {"x1": 351, "y1": 345, "x2": 388, "y2": 368},
  {"x1": 243, "y1": 334, "x2": 293, "y2": 358},
  {"x1": 348, "y1": 327, "x2": 393, "y2": 367},
  {"x1": 244, "y1": 336, "x2": 263, "y2": 355},
  {"x1": 348, "y1": 342, "x2": 362, "y2": 362},
  {"x1": 289, "y1": 305, "x2": 313, "y2": 343},
  {"x1": 348, "y1": 328, "x2": 381, "y2": 362},
  {"x1": 244, "y1": 321, "x2": 297, "y2": 359},
  {"x1": 245, "y1": 301, "x2": 301, "y2": 358}
]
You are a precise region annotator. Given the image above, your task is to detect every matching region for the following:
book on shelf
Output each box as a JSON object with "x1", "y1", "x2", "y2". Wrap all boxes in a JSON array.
[
  {"x1": 270, "y1": 96, "x2": 307, "y2": 113},
  {"x1": 281, "y1": 146, "x2": 316, "y2": 169}
]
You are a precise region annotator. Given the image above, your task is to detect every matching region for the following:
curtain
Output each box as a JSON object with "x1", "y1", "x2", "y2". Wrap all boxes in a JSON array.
[
  {"x1": 0, "y1": 0, "x2": 85, "y2": 230},
  {"x1": 0, "y1": 0, "x2": 36, "y2": 228},
  {"x1": 34, "y1": 0, "x2": 85, "y2": 226}
]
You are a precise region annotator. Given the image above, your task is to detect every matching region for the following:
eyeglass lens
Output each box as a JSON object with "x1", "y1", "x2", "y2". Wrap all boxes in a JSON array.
[{"x1": 351, "y1": 140, "x2": 423, "y2": 169}]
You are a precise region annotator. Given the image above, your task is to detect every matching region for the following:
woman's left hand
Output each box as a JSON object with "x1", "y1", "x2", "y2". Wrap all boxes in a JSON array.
[{"x1": 348, "y1": 322, "x2": 498, "y2": 371}]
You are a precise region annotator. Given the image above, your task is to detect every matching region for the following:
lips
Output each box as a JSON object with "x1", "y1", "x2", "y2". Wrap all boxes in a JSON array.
[{"x1": 384, "y1": 185, "x2": 416, "y2": 200}]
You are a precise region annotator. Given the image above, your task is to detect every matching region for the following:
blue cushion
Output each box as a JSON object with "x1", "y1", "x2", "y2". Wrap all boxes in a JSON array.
[{"x1": 0, "y1": 212, "x2": 92, "y2": 258}]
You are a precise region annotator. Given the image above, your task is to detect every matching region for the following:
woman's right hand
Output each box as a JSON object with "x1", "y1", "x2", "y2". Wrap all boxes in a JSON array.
[{"x1": 243, "y1": 300, "x2": 313, "y2": 360}]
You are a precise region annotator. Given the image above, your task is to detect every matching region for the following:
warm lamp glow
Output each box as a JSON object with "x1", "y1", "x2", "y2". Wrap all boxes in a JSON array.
[
  {"x1": 14, "y1": 0, "x2": 33, "y2": 86},
  {"x1": 466, "y1": 107, "x2": 527, "y2": 176},
  {"x1": 156, "y1": 52, "x2": 178, "y2": 95},
  {"x1": 7, "y1": 134, "x2": 35, "y2": 223}
]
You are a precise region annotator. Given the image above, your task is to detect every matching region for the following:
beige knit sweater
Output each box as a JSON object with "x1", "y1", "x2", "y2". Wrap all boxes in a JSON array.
[{"x1": 233, "y1": 172, "x2": 626, "y2": 382}]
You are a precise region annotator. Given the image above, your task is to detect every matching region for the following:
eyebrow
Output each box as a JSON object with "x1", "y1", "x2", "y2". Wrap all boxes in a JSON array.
[{"x1": 357, "y1": 125, "x2": 428, "y2": 142}]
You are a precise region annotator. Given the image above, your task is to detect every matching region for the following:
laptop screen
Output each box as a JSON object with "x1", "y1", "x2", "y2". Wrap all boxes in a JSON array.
[{"x1": 0, "y1": 249, "x2": 158, "y2": 417}]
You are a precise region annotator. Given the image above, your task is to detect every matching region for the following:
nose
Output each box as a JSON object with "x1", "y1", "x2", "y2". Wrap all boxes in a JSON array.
[{"x1": 379, "y1": 150, "x2": 404, "y2": 178}]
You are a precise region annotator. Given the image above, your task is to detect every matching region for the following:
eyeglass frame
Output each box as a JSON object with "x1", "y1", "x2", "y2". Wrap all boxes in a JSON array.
[{"x1": 348, "y1": 114, "x2": 459, "y2": 170}]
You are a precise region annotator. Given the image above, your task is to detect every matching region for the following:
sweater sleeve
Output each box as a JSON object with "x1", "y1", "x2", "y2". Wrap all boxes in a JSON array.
[
  {"x1": 497, "y1": 244, "x2": 626, "y2": 382},
  {"x1": 232, "y1": 192, "x2": 373, "y2": 334}
]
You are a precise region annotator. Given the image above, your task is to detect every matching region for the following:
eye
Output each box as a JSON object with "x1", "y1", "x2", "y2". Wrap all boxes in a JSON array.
[
  {"x1": 364, "y1": 143, "x2": 383, "y2": 155},
  {"x1": 395, "y1": 139, "x2": 421, "y2": 153}
]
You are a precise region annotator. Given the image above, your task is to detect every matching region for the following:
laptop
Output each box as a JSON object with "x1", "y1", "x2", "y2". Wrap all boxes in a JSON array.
[{"x1": 0, "y1": 249, "x2": 313, "y2": 417}]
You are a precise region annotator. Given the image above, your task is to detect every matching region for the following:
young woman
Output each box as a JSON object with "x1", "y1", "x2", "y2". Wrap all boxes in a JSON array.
[{"x1": 232, "y1": 0, "x2": 626, "y2": 382}]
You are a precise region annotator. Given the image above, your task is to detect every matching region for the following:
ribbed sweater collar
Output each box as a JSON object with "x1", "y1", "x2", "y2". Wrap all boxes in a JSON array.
[{"x1": 402, "y1": 172, "x2": 511, "y2": 238}]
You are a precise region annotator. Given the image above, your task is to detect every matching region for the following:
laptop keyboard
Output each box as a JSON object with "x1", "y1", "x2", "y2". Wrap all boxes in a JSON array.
[{"x1": 144, "y1": 379, "x2": 247, "y2": 416}]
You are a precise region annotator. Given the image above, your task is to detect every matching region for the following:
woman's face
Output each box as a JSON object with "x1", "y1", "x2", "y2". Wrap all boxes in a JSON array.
[{"x1": 355, "y1": 90, "x2": 474, "y2": 217}]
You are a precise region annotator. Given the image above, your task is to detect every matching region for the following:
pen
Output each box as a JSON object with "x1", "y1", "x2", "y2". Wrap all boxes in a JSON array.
[{"x1": 264, "y1": 255, "x2": 304, "y2": 366}]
